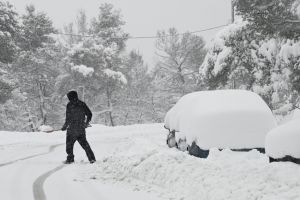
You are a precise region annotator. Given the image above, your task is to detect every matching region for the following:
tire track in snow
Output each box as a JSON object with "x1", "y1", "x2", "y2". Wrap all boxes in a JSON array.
[
  {"x1": 33, "y1": 164, "x2": 66, "y2": 200},
  {"x1": 0, "y1": 142, "x2": 27, "y2": 148},
  {"x1": 0, "y1": 143, "x2": 63, "y2": 167}
]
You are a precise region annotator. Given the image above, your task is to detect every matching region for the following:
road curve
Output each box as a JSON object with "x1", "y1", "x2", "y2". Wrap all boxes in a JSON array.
[{"x1": 33, "y1": 164, "x2": 67, "y2": 200}]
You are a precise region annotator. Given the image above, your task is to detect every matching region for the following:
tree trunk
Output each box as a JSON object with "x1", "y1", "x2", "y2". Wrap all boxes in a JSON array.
[
  {"x1": 108, "y1": 111, "x2": 114, "y2": 126},
  {"x1": 80, "y1": 86, "x2": 85, "y2": 102},
  {"x1": 123, "y1": 112, "x2": 129, "y2": 125},
  {"x1": 177, "y1": 67, "x2": 185, "y2": 84},
  {"x1": 4, "y1": 109, "x2": 9, "y2": 125},
  {"x1": 37, "y1": 81, "x2": 46, "y2": 125},
  {"x1": 27, "y1": 112, "x2": 35, "y2": 132},
  {"x1": 106, "y1": 87, "x2": 114, "y2": 126},
  {"x1": 151, "y1": 95, "x2": 158, "y2": 122}
]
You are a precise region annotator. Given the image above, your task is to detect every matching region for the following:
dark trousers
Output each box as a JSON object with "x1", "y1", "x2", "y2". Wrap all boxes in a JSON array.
[{"x1": 66, "y1": 133, "x2": 96, "y2": 161}]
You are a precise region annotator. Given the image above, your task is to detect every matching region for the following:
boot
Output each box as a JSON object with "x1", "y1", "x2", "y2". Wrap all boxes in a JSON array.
[
  {"x1": 89, "y1": 159, "x2": 96, "y2": 164},
  {"x1": 63, "y1": 159, "x2": 74, "y2": 164}
]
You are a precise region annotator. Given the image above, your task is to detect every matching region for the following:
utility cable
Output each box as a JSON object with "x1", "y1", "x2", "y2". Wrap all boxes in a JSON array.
[{"x1": 56, "y1": 24, "x2": 229, "y2": 40}]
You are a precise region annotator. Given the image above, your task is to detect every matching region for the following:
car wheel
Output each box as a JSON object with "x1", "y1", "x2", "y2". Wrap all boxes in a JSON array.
[
  {"x1": 188, "y1": 141, "x2": 209, "y2": 158},
  {"x1": 269, "y1": 156, "x2": 275, "y2": 163}
]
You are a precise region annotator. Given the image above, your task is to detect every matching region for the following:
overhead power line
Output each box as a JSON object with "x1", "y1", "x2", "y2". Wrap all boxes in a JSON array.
[{"x1": 56, "y1": 24, "x2": 229, "y2": 40}]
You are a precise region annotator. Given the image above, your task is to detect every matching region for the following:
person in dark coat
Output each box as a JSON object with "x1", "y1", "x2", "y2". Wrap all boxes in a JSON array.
[{"x1": 61, "y1": 90, "x2": 96, "y2": 164}]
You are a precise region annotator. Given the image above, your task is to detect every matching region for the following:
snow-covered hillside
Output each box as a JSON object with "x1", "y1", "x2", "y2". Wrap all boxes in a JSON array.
[{"x1": 0, "y1": 124, "x2": 300, "y2": 200}]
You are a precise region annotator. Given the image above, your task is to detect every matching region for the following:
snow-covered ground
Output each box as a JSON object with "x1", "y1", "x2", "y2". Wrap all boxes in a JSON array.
[{"x1": 0, "y1": 124, "x2": 300, "y2": 200}]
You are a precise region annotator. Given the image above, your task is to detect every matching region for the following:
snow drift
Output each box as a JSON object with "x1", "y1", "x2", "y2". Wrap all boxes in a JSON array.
[
  {"x1": 165, "y1": 90, "x2": 277, "y2": 150},
  {"x1": 77, "y1": 124, "x2": 300, "y2": 200},
  {"x1": 266, "y1": 118, "x2": 300, "y2": 159},
  {"x1": 38, "y1": 125, "x2": 54, "y2": 132}
]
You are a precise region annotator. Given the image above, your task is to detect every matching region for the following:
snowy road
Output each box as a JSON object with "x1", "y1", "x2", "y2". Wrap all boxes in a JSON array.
[
  {"x1": 0, "y1": 125, "x2": 164, "y2": 200},
  {"x1": 0, "y1": 143, "x2": 64, "y2": 200},
  {"x1": 0, "y1": 124, "x2": 300, "y2": 200}
]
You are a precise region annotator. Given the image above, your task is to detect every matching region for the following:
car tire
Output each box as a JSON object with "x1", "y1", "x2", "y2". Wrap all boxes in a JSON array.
[{"x1": 188, "y1": 141, "x2": 209, "y2": 158}]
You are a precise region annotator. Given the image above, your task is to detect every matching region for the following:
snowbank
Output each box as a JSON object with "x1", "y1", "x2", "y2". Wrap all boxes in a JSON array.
[
  {"x1": 266, "y1": 118, "x2": 300, "y2": 159},
  {"x1": 165, "y1": 90, "x2": 277, "y2": 149},
  {"x1": 76, "y1": 124, "x2": 300, "y2": 200},
  {"x1": 93, "y1": 150, "x2": 300, "y2": 199},
  {"x1": 38, "y1": 125, "x2": 54, "y2": 132}
]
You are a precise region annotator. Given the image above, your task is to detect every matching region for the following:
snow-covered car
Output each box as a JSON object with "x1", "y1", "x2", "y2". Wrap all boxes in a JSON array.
[
  {"x1": 165, "y1": 90, "x2": 277, "y2": 158},
  {"x1": 266, "y1": 118, "x2": 300, "y2": 164}
]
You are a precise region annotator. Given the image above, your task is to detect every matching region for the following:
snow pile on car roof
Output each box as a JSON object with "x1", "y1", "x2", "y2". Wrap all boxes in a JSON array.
[
  {"x1": 164, "y1": 92, "x2": 200, "y2": 132},
  {"x1": 165, "y1": 90, "x2": 277, "y2": 149},
  {"x1": 266, "y1": 118, "x2": 300, "y2": 159}
]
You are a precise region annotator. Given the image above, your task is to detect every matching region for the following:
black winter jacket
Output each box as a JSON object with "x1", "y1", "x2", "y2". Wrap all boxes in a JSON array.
[{"x1": 62, "y1": 100, "x2": 92, "y2": 134}]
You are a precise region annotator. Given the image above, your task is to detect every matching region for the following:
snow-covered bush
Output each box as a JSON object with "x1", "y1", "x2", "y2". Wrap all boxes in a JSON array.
[
  {"x1": 200, "y1": 19, "x2": 250, "y2": 90},
  {"x1": 200, "y1": 19, "x2": 300, "y2": 116},
  {"x1": 71, "y1": 64, "x2": 94, "y2": 77},
  {"x1": 165, "y1": 90, "x2": 277, "y2": 150},
  {"x1": 266, "y1": 118, "x2": 300, "y2": 159},
  {"x1": 103, "y1": 69, "x2": 127, "y2": 85}
]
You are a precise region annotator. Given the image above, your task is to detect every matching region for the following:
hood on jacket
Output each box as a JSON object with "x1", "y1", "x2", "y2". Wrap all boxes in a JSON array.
[{"x1": 67, "y1": 90, "x2": 78, "y2": 102}]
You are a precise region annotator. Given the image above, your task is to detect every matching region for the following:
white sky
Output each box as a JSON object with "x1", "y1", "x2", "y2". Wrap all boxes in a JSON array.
[{"x1": 8, "y1": 0, "x2": 232, "y2": 66}]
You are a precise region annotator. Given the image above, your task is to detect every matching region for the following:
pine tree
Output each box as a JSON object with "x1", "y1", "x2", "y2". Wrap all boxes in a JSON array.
[
  {"x1": 115, "y1": 51, "x2": 154, "y2": 124},
  {"x1": 59, "y1": 4, "x2": 129, "y2": 126},
  {"x1": 235, "y1": 0, "x2": 300, "y2": 38},
  {"x1": 155, "y1": 28, "x2": 206, "y2": 95},
  {"x1": 18, "y1": 5, "x2": 57, "y2": 51},
  {"x1": 0, "y1": 1, "x2": 19, "y2": 63},
  {"x1": 11, "y1": 5, "x2": 59, "y2": 130}
]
